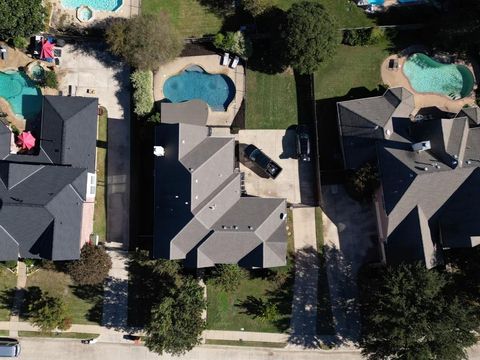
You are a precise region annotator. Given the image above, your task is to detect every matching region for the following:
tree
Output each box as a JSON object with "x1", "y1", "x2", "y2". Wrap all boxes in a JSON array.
[
  {"x1": 42, "y1": 71, "x2": 58, "y2": 89},
  {"x1": 0, "y1": 0, "x2": 46, "y2": 39},
  {"x1": 284, "y1": 1, "x2": 338, "y2": 74},
  {"x1": 214, "y1": 31, "x2": 253, "y2": 59},
  {"x1": 243, "y1": 0, "x2": 274, "y2": 17},
  {"x1": 345, "y1": 162, "x2": 379, "y2": 202},
  {"x1": 359, "y1": 263, "x2": 478, "y2": 360},
  {"x1": 28, "y1": 292, "x2": 71, "y2": 332},
  {"x1": 105, "y1": 13, "x2": 183, "y2": 70},
  {"x1": 210, "y1": 264, "x2": 247, "y2": 292},
  {"x1": 144, "y1": 277, "x2": 206, "y2": 356},
  {"x1": 130, "y1": 70, "x2": 154, "y2": 116},
  {"x1": 68, "y1": 244, "x2": 112, "y2": 285}
]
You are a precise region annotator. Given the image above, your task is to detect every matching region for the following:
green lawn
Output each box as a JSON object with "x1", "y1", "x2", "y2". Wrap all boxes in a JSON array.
[
  {"x1": 18, "y1": 331, "x2": 99, "y2": 339},
  {"x1": 25, "y1": 270, "x2": 103, "y2": 325},
  {"x1": 314, "y1": 43, "x2": 389, "y2": 101},
  {"x1": 141, "y1": 0, "x2": 223, "y2": 37},
  {"x1": 0, "y1": 267, "x2": 16, "y2": 321},
  {"x1": 142, "y1": 0, "x2": 371, "y2": 38},
  {"x1": 207, "y1": 210, "x2": 294, "y2": 333},
  {"x1": 246, "y1": 69, "x2": 298, "y2": 129},
  {"x1": 94, "y1": 107, "x2": 108, "y2": 242}
]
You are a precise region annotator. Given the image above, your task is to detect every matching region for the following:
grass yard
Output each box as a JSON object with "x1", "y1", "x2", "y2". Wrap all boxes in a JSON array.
[
  {"x1": 94, "y1": 107, "x2": 108, "y2": 242},
  {"x1": 25, "y1": 270, "x2": 103, "y2": 325},
  {"x1": 141, "y1": 0, "x2": 223, "y2": 38},
  {"x1": 314, "y1": 43, "x2": 389, "y2": 101},
  {"x1": 246, "y1": 69, "x2": 298, "y2": 129},
  {"x1": 207, "y1": 210, "x2": 294, "y2": 333},
  {"x1": 0, "y1": 267, "x2": 16, "y2": 321},
  {"x1": 18, "y1": 331, "x2": 99, "y2": 339}
]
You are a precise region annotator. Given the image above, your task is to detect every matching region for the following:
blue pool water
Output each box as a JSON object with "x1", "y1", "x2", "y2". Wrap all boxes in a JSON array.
[
  {"x1": 163, "y1": 66, "x2": 236, "y2": 111},
  {"x1": 0, "y1": 71, "x2": 42, "y2": 120},
  {"x1": 403, "y1": 53, "x2": 475, "y2": 99},
  {"x1": 367, "y1": 0, "x2": 384, "y2": 4},
  {"x1": 61, "y1": 0, "x2": 123, "y2": 11},
  {"x1": 366, "y1": 0, "x2": 419, "y2": 4}
]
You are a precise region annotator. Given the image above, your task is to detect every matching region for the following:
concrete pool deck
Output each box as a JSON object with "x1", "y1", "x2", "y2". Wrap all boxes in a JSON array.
[
  {"x1": 381, "y1": 54, "x2": 476, "y2": 113},
  {"x1": 154, "y1": 55, "x2": 245, "y2": 127}
]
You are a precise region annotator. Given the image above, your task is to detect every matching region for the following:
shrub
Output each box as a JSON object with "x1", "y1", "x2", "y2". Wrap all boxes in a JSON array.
[
  {"x1": 42, "y1": 71, "x2": 58, "y2": 89},
  {"x1": 147, "y1": 112, "x2": 161, "y2": 124},
  {"x1": 343, "y1": 28, "x2": 372, "y2": 46},
  {"x1": 131, "y1": 70, "x2": 154, "y2": 117},
  {"x1": 209, "y1": 264, "x2": 247, "y2": 292},
  {"x1": 345, "y1": 162, "x2": 379, "y2": 202},
  {"x1": 369, "y1": 27, "x2": 386, "y2": 45},
  {"x1": 12, "y1": 36, "x2": 28, "y2": 49},
  {"x1": 214, "y1": 31, "x2": 252, "y2": 59},
  {"x1": 67, "y1": 244, "x2": 112, "y2": 285},
  {"x1": 1, "y1": 261, "x2": 17, "y2": 271}
]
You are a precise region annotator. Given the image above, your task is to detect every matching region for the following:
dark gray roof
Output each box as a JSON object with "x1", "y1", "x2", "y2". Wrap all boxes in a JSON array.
[
  {"x1": 40, "y1": 96, "x2": 98, "y2": 172},
  {"x1": 459, "y1": 106, "x2": 480, "y2": 126},
  {"x1": 154, "y1": 123, "x2": 287, "y2": 268},
  {"x1": 337, "y1": 87, "x2": 480, "y2": 268},
  {"x1": 0, "y1": 95, "x2": 97, "y2": 261}
]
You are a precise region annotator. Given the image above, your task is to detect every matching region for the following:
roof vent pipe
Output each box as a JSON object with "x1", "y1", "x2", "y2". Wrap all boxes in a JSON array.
[{"x1": 153, "y1": 146, "x2": 165, "y2": 157}]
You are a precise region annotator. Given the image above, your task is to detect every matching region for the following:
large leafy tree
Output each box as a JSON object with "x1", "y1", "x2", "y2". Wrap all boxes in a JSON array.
[
  {"x1": 209, "y1": 264, "x2": 247, "y2": 292},
  {"x1": 28, "y1": 292, "x2": 71, "y2": 332},
  {"x1": 0, "y1": 0, "x2": 46, "y2": 39},
  {"x1": 144, "y1": 277, "x2": 206, "y2": 356},
  {"x1": 105, "y1": 13, "x2": 183, "y2": 70},
  {"x1": 68, "y1": 244, "x2": 112, "y2": 285},
  {"x1": 359, "y1": 263, "x2": 478, "y2": 360},
  {"x1": 284, "y1": 1, "x2": 338, "y2": 74}
]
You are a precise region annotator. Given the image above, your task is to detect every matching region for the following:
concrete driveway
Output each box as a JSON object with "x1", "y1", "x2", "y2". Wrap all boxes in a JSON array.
[
  {"x1": 321, "y1": 185, "x2": 379, "y2": 344},
  {"x1": 59, "y1": 43, "x2": 131, "y2": 247},
  {"x1": 239, "y1": 129, "x2": 301, "y2": 204}
]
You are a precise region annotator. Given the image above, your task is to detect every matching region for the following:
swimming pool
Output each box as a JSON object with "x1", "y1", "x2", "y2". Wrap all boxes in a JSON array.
[
  {"x1": 61, "y1": 0, "x2": 123, "y2": 11},
  {"x1": 0, "y1": 71, "x2": 42, "y2": 120},
  {"x1": 403, "y1": 53, "x2": 475, "y2": 99},
  {"x1": 163, "y1": 66, "x2": 236, "y2": 111}
]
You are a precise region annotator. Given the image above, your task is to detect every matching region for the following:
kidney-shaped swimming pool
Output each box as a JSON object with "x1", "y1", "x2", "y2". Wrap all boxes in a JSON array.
[{"x1": 163, "y1": 66, "x2": 236, "y2": 111}]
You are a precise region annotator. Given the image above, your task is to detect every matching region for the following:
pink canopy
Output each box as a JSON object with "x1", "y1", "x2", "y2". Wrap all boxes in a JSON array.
[
  {"x1": 16, "y1": 131, "x2": 36, "y2": 150},
  {"x1": 40, "y1": 39, "x2": 54, "y2": 60}
]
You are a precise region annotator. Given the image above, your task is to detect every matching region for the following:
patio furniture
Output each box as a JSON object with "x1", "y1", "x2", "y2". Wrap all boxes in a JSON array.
[
  {"x1": 230, "y1": 56, "x2": 240, "y2": 69},
  {"x1": 222, "y1": 52, "x2": 230, "y2": 66}
]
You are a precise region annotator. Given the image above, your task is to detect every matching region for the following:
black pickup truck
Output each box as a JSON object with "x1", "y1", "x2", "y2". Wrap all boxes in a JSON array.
[{"x1": 244, "y1": 144, "x2": 283, "y2": 179}]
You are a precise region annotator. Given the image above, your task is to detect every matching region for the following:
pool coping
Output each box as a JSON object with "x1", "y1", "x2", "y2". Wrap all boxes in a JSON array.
[
  {"x1": 381, "y1": 53, "x2": 477, "y2": 113},
  {"x1": 163, "y1": 63, "x2": 237, "y2": 113}
]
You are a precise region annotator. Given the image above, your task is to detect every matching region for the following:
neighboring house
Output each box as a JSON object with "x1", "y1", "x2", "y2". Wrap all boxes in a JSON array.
[
  {"x1": 337, "y1": 87, "x2": 480, "y2": 268},
  {"x1": 0, "y1": 96, "x2": 98, "y2": 261},
  {"x1": 153, "y1": 102, "x2": 287, "y2": 268}
]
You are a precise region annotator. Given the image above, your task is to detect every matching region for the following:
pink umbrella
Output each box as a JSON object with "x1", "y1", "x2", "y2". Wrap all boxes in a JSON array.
[
  {"x1": 16, "y1": 131, "x2": 36, "y2": 150},
  {"x1": 40, "y1": 39, "x2": 54, "y2": 60}
]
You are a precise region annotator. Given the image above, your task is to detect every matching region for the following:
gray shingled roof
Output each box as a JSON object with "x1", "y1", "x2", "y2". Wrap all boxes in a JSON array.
[
  {"x1": 161, "y1": 100, "x2": 209, "y2": 127},
  {"x1": 0, "y1": 96, "x2": 97, "y2": 261},
  {"x1": 154, "y1": 122, "x2": 287, "y2": 268},
  {"x1": 337, "y1": 87, "x2": 480, "y2": 268}
]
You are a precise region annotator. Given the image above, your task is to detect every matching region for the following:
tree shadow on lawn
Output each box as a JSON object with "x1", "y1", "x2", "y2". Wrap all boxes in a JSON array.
[{"x1": 70, "y1": 284, "x2": 104, "y2": 324}]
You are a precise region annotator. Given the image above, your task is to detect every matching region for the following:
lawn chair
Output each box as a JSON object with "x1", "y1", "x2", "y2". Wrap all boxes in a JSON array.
[
  {"x1": 230, "y1": 56, "x2": 240, "y2": 69},
  {"x1": 222, "y1": 52, "x2": 230, "y2": 66}
]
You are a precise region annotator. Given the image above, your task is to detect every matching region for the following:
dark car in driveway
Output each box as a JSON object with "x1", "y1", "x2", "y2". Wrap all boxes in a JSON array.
[
  {"x1": 296, "y1": 125, "x2": 311, "y2": 162},
  {"x1": 244, "y1": 144, "x2": 283, "y2": 179}
]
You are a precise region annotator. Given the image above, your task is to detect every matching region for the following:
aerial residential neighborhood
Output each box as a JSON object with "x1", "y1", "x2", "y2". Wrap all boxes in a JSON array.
[{"x1": 0, "y1": 0, "x2": 479, "y2": 359}]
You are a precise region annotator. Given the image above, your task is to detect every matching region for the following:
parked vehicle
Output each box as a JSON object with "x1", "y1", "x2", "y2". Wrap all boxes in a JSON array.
[
  {"x1": 0, "y1": 338, "x2": 20, "y2": 357},
  {"x1": 244, "y1": 144, "x2": 283, "y2": 179},
  {"x1": 296, "y1": 125, "x2": 311, "y2": 162}
]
